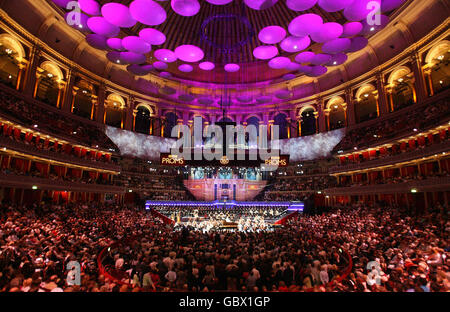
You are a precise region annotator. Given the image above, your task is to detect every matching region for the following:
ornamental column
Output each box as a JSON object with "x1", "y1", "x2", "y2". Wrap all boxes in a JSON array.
[
  {"x1": 345, "y1": 88, "x2": 356, "y2": 126},
  {"x1": 317, "y1": 103, "x2": 326, "y2": 133},
  {"x1": 410, "y1": 51, "x2": 427, "y2": 103},
  {"x1": 95, "y1": 84, "x2": 106, "y2": 124},
  {"x1": 24, "y1": 45, "x2": 41, "y2": 96},
  {"x1": 376, "y1": 72, "x2": 389, "y2": 116},
  {"x1": 125, "y1": 96, "x2": 135, "y2": 131}
]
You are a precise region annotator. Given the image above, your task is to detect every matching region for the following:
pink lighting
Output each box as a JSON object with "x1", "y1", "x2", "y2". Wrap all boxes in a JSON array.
[
  {"x1": 289, "y1": 14, "x2": 323, "y2": 37},
  {"x1": 280, "y1": 36, "x2": 310, "y2": 53},
  {"x1": 179, "y1": 94, "x2": 195, "y2": 102},
  {"x1": 308, "y1": 65, "x2": 328, "y2": 77},
  {"x1": 86, "y1": 34, "x2": 108, "y2": 50},
  {"x1": 237, "y1": 95, "x2": 253, "y2": 103},
  {"x1": 244, "y1": 0, "x2": 278, "y2": 10},
  {"x1": 381, "y1": 0, "x2": 406, "y2": 12},
  {"x1": 160, "y1": 71, "x2": 172, "y2": 78},
  {"x1": 52, "y1": 0, "x2": 71, "y2": 8},
  {"x1": 120, "y1": 52, "x2": 147, "y2": 64},
  {"x1": 318, "y1": 0, "x2": 354, "y2": 12},
  {"x1": 106, "y1": 51, "x2": 122, "y2": 63},
  {"x1": 198, "y1": 97, "x2": 214, "y2": 105},
  {"x1": 275, "y1": 90, "x2": 293, "y2": 99},
  {"x1": 127, "y1": 64, "x2": 154, "y2": 76},
  {"x1": 283, "y1": 73, "x2": 296, "y2": 80},
  {"x1": 199, "y1": 62, "x2": 215, "y2": 71},
  {"x1": 175, "y1": 45, "x2": 204, "y2": 62},
  {"x1": 154, "y1": 49, "x2": 177, "y2": 62},
  {"x1": 139, "y1": 28, "x2": 166, "y2": 45},
  {"x1": 310, "y1": 22, "x2": 343, "y2": 43},
  {"x1": 129, "y1": 0, "x2": 167, "y2": 26},
  {"x1": 326, "y1": 53, "x2": 348, "y2": 66},
  {"x1": 268, "y1": 57, "x2": 291, "y2": 69},
  {"x1": 153, "y1": 61, "x2": 169, "y2": 70},
  {"x1": 101, "y1": 3, "x2": 137, "y2": 28},
  {"x1": 178, "y1": 64, "x2": 194, "y2": 72},
  {"x1": 344, "y1": 0, "x2": 381, "y2": 22},
  {"x1": 171, "y1": 0, "x2": 200, "y2": 17},
  {"x1": 286, "y1": 0, "x2": 318, "y2": 12},
  {"x1": 122, "y1": 36, "x2": 152, "y2": 54},
  {"x1": 256, "y1": 96, "x2": 272, "y2": 103},
  {"x1": 361, "y1": 14, "x2": 389, "y2": 34},
  {"x1": 342, "y1": 22, "x2": 363, "y2": 37},
  {"x1": 64, "y1": 12, "x2": 89, "y2": 30},
  {"x1": 346, "y1": 36, "x2": 368, "y2": 52},
  {"x1": 206, "y1": 0, "x2": 233, "y2": 4},
  {"x1": 78, "y1": 0, "x2": 100, "y2": 16},
  {"x1": 295, "y1": 51, "x2": 315, "y2": 63},
  {"x1": 159, "y1": 86, "x2": 176, "y2": 95},
  {"x1": 258, "y1": 26, "x2": 287, "y2": 44},
  {"x1": 87, "y1": 17, "x2": 120, "y2": 37},
  {"x1": 321, "y1": 38, "x2": 351, "y2": 54},
  {"x1": 311, "y1": 53, "x2": 332, "y2": 65},
  {"x1": 298, "y1": 65, "x2": 313, "y2": 74},
  {"x1": 224, "y1": 64, "x2": 240, "y2": 72},
  {"x1": 253, "y1": 46, "x2": 279, "y2": 60},
  {"x1": 107, "y1": 38, "x2": 125, "y2": 51}
]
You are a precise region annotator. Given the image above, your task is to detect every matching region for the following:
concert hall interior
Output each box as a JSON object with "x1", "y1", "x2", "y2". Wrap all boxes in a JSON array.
[{"x1": 0, "y1": 0, "x2": 448, "y2": 294}]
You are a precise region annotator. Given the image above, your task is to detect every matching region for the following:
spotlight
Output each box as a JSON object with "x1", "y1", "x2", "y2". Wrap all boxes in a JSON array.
[{"x1": 411, "y1": 188, "x2": 418, "y2": 193}]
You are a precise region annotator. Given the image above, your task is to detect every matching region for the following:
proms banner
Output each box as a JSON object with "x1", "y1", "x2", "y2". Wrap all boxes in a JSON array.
[{"x1": 106, "y1": 126, "x2": 345, "y2": 161}]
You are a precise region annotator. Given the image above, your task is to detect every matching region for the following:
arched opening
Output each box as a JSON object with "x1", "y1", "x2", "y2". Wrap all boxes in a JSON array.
[
  {"x1": 389, "y1": 67, "x2": 415, "y2": 111},
  {"x1": 104, "y1": 93, "x2": 126, "y2": 128},
  {"x1": 301, "y1": 108, "x2": 316, "y2": 136},
  {"x1": 35, "y1": 62, "x2": 64, "y2": 107},
  {"x1": 135, "y1": 105, "x2": 152, "y2": 135},
  {"x1": 327, "y1": 97, "x2": 346, "y2": 130},
  {"x1": 72, "y1": 79, "x2": 96, "y2": 119},
  {"x1": 355, "y1": 85, "x2": 378, "y2": 123},
  {"x1": 0, "y1": 35, "x2": 25, "y2": 89},
  {"x1": 164, "y1": 112, "x2": 179, "y2": 138},
  {"x1": 246, "y1": 116, "x2": 260, "y2": 136},
  {"x1": 425, "y1": 42, "x2": 450, "y2": 95},
  {"x1": 274, "y1": 113, "x2": 288, "y2": 139}
]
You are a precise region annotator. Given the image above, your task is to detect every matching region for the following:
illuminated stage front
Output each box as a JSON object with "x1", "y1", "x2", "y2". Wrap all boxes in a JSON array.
[{"x1": 184, "y1": 178, "x2": 267, "y2": 201}]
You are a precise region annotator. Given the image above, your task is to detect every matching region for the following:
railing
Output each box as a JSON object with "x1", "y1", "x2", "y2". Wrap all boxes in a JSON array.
[
  {"x1": 0, "y1": 136, "x2": 120, "y2": 171},
  {"x1": 0, "y1": 172, "x2": 126, "y2": 193},
  {"x1": 330, "y1": 140, "x2": 450, "y2": 173},
  {"x1": 325, "y1": 176, "x2": 450, "y2": 195}
]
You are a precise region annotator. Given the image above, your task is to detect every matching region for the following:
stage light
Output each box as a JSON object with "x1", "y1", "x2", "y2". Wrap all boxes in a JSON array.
[{"x1": 32, "y1": 186, "x2": 38, "y2": 190}]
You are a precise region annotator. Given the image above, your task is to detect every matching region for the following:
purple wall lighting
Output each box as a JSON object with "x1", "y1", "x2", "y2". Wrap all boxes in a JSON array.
[
  {"x1": 178, "y1": 64, "x2": 194, "y2": 72},
  {"x1": 268, "y1": 57, "x2": 291, "y2": 69},
  {"x1": 78, "y1": 0, "x2": 100, "y2": 16},
  {"x1": 256, "y1": 96, "x2": 272, "y2": 103},
  {"x1": 120, "y1": 52, "x2": 147, "y2": 64},
  {"x1": 160, "y1": 71, "x2": 172, "y2": 78},
  {"x1": 122, "y1": 36, "x2": 152, "y2": 54},
  {"x1": 206, "y1": 0, "x2": 233, "y2": 4},
  {"x1": 286, "y1": 0, "x2": 318, "y2": 12},
  {"x1": 130, "y1": 0, "x2": 167, "y2": 26},
  {"x1": 342, "y1": 22, "x2": 363, "y2": 37},
  {"x1": 171, "y1": 0, "x2": 201, "y2": 17},
  {"x1": 87, "y1": 17, "x2": 120, "y2": 37},
  {"x1": 295, "y1": 51, "x2": 315, "y2": 64},
  {"x1": 153, "y1": 61, "x2": 169, "y2": 70},
  {"x1": 346, "y1": 36, "x2": 368, "y2": 52},
  {"x1": 154, "y1": 49, "x2": 177, "y2": 62},
  {"x1": 253, "y1": 45, "x2": 279, "y2": 60},
  {"x1": 310, "y1": 22, "x2": 343, "y2": 43},
  {"x1": 175, "y1": 45, "x2": 204, "y2": 62},
  {"x1": 360, "y1": 14, "x2": 389, "y2": 35},
  {"x1": 199, "y1": 61, "x2": 215, "y2": 71},
  {"x1": 52, "y1": 0, "x2": 71, "y2": 8},
  {"x1": 224, "y1": 63, "x2": 240, "y2": 72},
  {"x1": 311, "y1": 53, "x2": 332, "y2": 65},
  {"x1": 307, "y1": 65, "x2": 328, "y2": 77},
  {"x1": 258, "y1": 26, "x2": 286, "y2": 44},
  {"x1": 321, "y1": 38, "x2": 351, "y2": 54},
  {"x1": 244, "y1": 0, "x2": 278, "y2": 10},
  {"x1": 107, "y1": 38, "x2": 125, "y2": 51},
  {"x1": 198, "y1": 97, "x2": 214, "y2": 105},
  {"x1": 64, "y1": 12, "x2": 89, "y2": 30},
  {"x1": 237, "y1": 95, "x2": 253, "y2": 103},
  {"x1": 282, "y1": 73, "x2": 296, "y2": 80},
  {"x1": 289, "y1": 14, "x2": 323, "y2": 37},
  {"x1": 280, "y1": 36, "x2": 310, "y2": 53},
  {"x1": 318, "y1": 0, "x2": 354, "y2": 12},
  {"x1": 86, "y1": 34, "x2": 108, "y2": 50},
  {"x1": 326, "y1": 53, "x2": 348, "y2": 66},
  {"x1": 101, "y1": 2, "x2": 137, "y2": 28},
  {"x1": 139, "y1": 28, "x2": 166, "y2": 45},
  {"x1": 344, "y1": 0, "x2": 381, "y2": 22},
  {"x1": 381, "y1": 0, "x2": 406, "y2": 12},
  {"x1": 127, "y1": 64, "x2": 154, "y2": 76},
  {"x1": 298, "y1": 65, "x2": 313, "y2": 74},
  {"x1": 107, "y1": 51, "x2": 123, "y2": 64}
]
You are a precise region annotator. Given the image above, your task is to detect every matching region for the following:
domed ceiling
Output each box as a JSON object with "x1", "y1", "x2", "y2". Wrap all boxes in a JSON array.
[{"x1": 50, "y1": 0, "x2": 405, "y2": 85}]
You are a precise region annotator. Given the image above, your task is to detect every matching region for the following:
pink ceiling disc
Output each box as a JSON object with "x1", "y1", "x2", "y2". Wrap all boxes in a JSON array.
[
  {"x1": 122, "y1": 36, "x2": 152, "y2": 54},
  {"x1": 101, "y1": 2, "x2": 137, "y2": 28},
  {"x1": 258, "y1": 26, "x2": 287, "y2": 44},
  {"x1": 139, "y1": 28, "x2": 166, "y2": 45},
  {"x1": 280, "y1": 36, "x2": 311, "y2": 53},
  {"x1": 129, "y1": 0, "x2": 167, "y2": 26},
  {"x1": 154, "y1": 49, "x2": 177, "y2": 62},
  {"x1": 175, "y1": 45, "x2": 204, "y2": 62},
  {"x1": 288, "y1": 14, "x2": 323, "y2": 37},
  {"x1": 253, "y1": 46, "x2": 279, "y2": 60}
]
